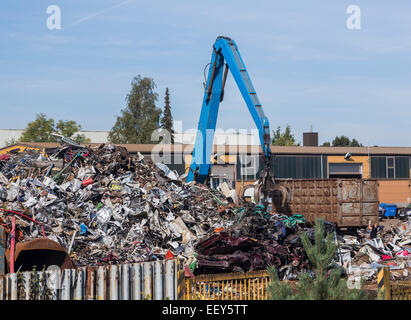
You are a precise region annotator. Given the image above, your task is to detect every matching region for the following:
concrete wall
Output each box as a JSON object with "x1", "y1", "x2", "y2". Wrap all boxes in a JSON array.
[
  {"x1": 0, "y1": 130, "x2": 109, "y2": 147},
  {"x1": 0, "y1": 129, "x2": 23, "y2": 148},
  {"x1": 80, "y1": 131, "x2": 109, "y2": 144},
  {"x1": 0, "y1": 130, "x2": 258, "y2": 148}
]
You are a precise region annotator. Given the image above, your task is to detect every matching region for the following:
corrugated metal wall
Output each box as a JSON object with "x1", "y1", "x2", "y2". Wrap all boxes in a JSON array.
[{"x1": 0, "y1": 259, "x2": 183, "y2": 300}]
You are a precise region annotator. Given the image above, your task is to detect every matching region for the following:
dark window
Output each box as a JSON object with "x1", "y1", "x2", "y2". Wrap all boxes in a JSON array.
[
  {"x1": 386, "y1": 157, "x2": 395, "y2": 179},
  {"x1": 256, "y1": 157, "x2": 264, "y2": 179},
  {"x1": 271, "y1": 156, "x2": 322, "y2": 179},
  {"x1": 395, "y1": 157, "x2": 410, "y2": 179},
  {"x1": 237, "y1": 155, "x2": 410, "y2": 181},
  {"x1": 301, "y1": 156, "x2": 322, "y2": 178},
  {"x1": 371, "y1": 157, "x2": 386, "y2": 178},
  {"x1": 236, "y1": 155, "x2": 260, "y2": 181},
  {"x1": 388, "y1": 168, "x2": 395, "y2": 179},
  {"x1": 329, "y1": 163, "x2": 362, "y2": 174},
  {"x1": 371, "y1": 156, "x2": 410, "y2": 179},
  {"x1": 278, "y1": 156, "x2": 297, "y2": 178},
  {"x1": 322, "y1": 156, "x2": 328, "y2": 178}
]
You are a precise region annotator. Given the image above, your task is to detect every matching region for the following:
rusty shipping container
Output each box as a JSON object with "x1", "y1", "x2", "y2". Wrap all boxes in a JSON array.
[{"x1": 274, "y1": 179, "x2": 379, "y2": 227}]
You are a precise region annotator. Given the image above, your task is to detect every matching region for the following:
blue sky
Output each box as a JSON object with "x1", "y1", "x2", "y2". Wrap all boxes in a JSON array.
[{"x1": 1, "y1": 1, "x2": 411, "y2": 146}]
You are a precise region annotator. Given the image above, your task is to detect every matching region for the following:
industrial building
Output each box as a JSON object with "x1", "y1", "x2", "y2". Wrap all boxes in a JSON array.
[{"x1": 1, "y1": 132, "x2": 410, "y2": 207}]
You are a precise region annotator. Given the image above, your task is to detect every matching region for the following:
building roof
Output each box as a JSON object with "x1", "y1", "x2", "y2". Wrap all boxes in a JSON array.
[
  {"x1": 270, "y1": 146, "x2": 411, "y2": 155},
  {"x1": 1, "y1": 142, "x2": 411, "y2": 156}
]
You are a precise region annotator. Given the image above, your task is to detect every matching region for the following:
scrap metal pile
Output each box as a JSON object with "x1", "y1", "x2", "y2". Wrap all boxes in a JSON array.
[
  {"x1": 194, "y1": 209, "x2": 315, "y2": 278},
  {"x1": 338, "y1": 220, "x2": 411, "y2": 281},
  {"x1": 0, "y1": 143, "x2": 311, "y2": 276},
  {"x1": 3, "y1": 142, "x2": 409, "y2": 281},
  {"x1": 0, "y1": 144, "x2": 236, "y2": 267}
]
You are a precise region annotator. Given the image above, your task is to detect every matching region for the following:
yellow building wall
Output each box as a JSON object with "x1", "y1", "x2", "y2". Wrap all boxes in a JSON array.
[
  {"x1": 327, "y1": 155, "x2": 370, "y2": 179},
  {"x1": 378, "y1": 180, "x2": 411, "y2": 204}
]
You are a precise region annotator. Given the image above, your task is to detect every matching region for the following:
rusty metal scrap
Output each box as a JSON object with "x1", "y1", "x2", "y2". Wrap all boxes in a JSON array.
[
  {"x1": 194, "y1": 207, "x2": 312, "y2": 278},
  {"x1": 2, "y1": 142, "x2": 409, "y2": 285},
  {"x1": 338, "y1": 220, "x2": 411, "y2": 281},
  {"x1": 0, "y1": 142, "x2": 315, "y2": 278},
  {"x1": 5, "y1": 238, "x2": 74, "y2": 271},
  {"x1": 0, "y1": 144, "x2": 237, "y2": 268},
  {"x1": 273, "y1": 179, "x2": 379, "y2": 227}
]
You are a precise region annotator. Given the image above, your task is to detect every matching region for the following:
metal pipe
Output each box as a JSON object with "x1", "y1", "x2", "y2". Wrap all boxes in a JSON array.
[
  {"x1": 206, "y1": 49, "x2": 219, "y2": 101},
  {"x1": 68, "y1": 230, "x2": 77, "y2": 254},
  {"x1": 220, "y1": 64, "x2": 229, "y2": 102},
  {"x1": 10, "y1": 216, "x2": 16, "y2": 273},
  {"x1": 0, "y1": 209, "x2": 45, "y2": 238}
]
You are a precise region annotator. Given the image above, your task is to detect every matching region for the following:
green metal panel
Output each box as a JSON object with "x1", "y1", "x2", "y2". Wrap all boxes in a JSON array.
[
  {"x1": 322, "y1": 156, "x2": 328, "y2": 178},
  {"x1": 371, "y1": 157, "x2": 386, "y2": 178},
  {"x1": 371, "y1": 156, "x2": 410, "y2": 179},
  {"x1": 272, "y1": 156, "x2": 322, "y2": 179},
  {"x1": 395, "y1": 157, "x2": 410, "y2": 179}
]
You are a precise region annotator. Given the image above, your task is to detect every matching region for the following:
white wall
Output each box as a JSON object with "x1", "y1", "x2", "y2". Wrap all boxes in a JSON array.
[
  {"x1": 174, "y1": 132, "x2": 259, "y2": 145},
  {"x1": 0, "y1": 129, "x2": 109, "y2": 147},
  {"x1": 0, "y1": 129, "x2": 24, "y2": 147},
  {"x1": 0, "y1": 129, "x2": 259, "y2": 147}
]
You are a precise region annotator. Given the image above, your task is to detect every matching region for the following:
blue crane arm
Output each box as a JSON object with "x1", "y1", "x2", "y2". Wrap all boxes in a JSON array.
[{"x1": 187, "y1": 36, "x2": 271, "y2": 183}]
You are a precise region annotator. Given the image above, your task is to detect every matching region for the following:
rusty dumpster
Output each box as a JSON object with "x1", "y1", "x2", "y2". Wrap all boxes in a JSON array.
[
  {"x1": 5, "y1": 239, "x2": 74, "y2": 272},
  {"x1": 273, "y1": 179, "x2": 379, "y2": 228}
]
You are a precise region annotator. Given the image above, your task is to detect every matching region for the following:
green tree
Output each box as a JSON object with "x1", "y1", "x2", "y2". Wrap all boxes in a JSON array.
[
  {"x1": 350, "y1": 138, "x2": 362, "y2": 147},
  {"x1": 20, "y1": 113, "x2": 56, "y2": 142},
  {"x1": 332, "y1": 135, "x2": 363, "y2": 147},
  {"x1": 56, "y1": 120, "x2": 90, "y2": 144},
  {"x1": 271, "y1": 125, "x2": 300, "y2": 146},
  {"x1": 332, "y1": 135, "x2": 350, "y2": 146},
  {"x1": 321, "y1": 141, "x2": 331, "y2": 147},
  {"x1": 267, "y1": 219, "x2": 372, "y2": 300},
  {"x1": 20, "y1": 113, "x2": 90, "y2": 143},
  {"x1": 56, "y1": 120, "x2": 80, "y2": 138},
  {"x1": 160, "y1": 87, "x2": 174, "y2": 144},
  {"x1": 108, "y1": 75, "x2": 162, "y2": 144}
]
